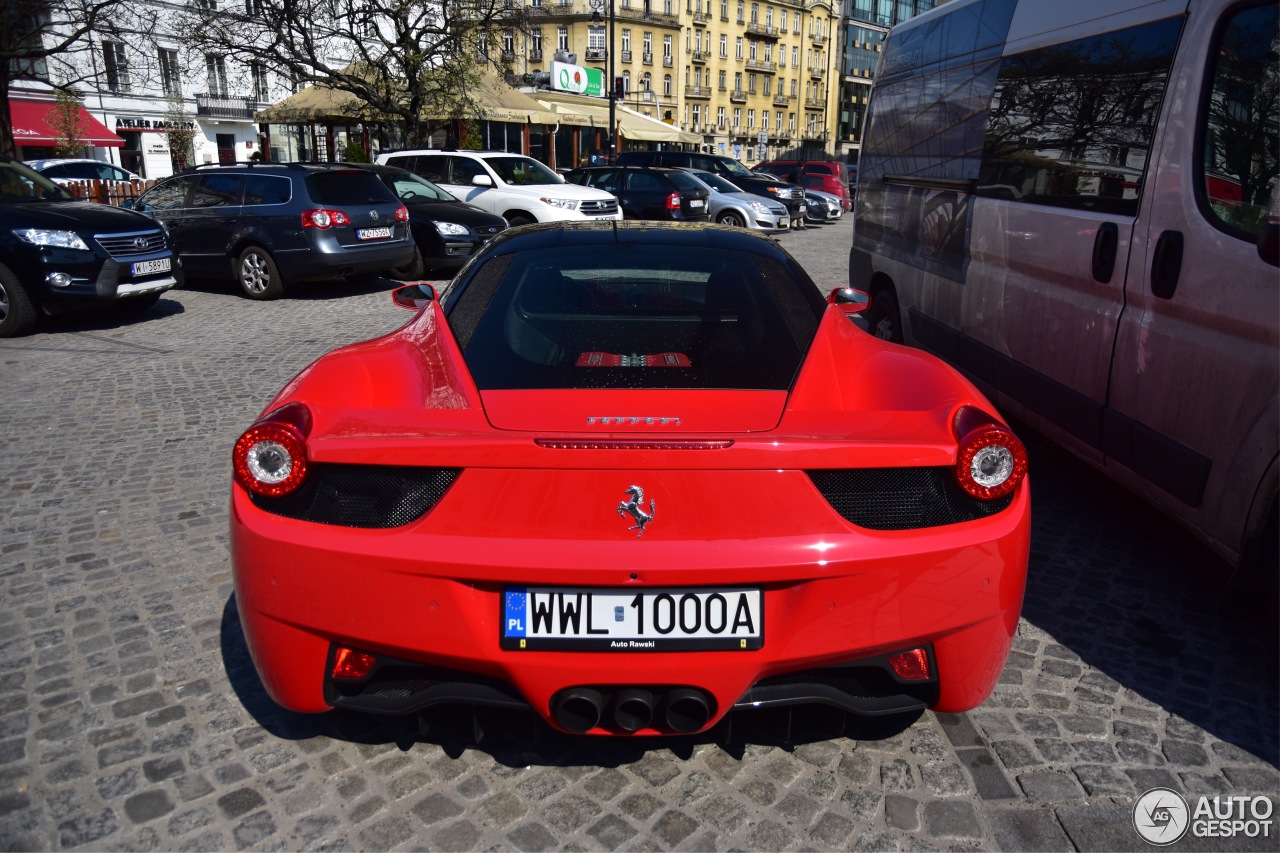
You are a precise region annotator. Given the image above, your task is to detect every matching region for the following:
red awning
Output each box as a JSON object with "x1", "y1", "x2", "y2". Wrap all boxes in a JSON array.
[{"x1": 10, "y1": 98, "x2": 125, "y2": 148}]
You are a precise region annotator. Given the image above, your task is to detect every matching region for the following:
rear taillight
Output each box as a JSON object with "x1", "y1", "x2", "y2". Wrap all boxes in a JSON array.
[
  {"x1": 232, "y1": 402, "x2": 312, "y2": 498},
  {"x1": 301, "y1": 208, "x2": 351, "y2": 228},
  {"x1": 952, "y1": 406, "x2": 1027, "y2": 501},
  {"x1": 666, "y1": 192, "x2": 681, "y2": 211},
  {"x1": 331, "y1": 647, "x2": 376, "y2": 679},
  {"x1": 394, "y1": 205, "x2": 409, "y2": 222}
]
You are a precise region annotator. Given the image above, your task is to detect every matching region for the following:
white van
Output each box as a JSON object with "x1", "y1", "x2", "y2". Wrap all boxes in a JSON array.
[
  {"x1": 849, "y1": 0, "x2": 1279, "y2": 590},
  {"x1": 374, "y1": 149, "x2": 620, "y2": 226}
]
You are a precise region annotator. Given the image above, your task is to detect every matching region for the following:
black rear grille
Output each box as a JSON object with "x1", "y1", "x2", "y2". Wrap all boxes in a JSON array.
[
  {"x1": 249, "y1": 464, "x2": 461, "y2": 528},
  {"x1": 735, "y1": 657, "x2": 939, "y2": 716},
  {"x1": 94, "y1": 230, "x2": 167, "y2": 258},
  {"x1": 806, "y1": 468, "x2": 1012, "y2": 530},
  {"x1": 325, "y1": 658, "x2": 529, "y2": 714}
]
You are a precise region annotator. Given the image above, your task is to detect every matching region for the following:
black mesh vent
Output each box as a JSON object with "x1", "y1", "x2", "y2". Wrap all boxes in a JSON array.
[
  {"x1": 249, "y1": 464, "x2": 461, "y2": 528},
  {"x1": 752, "y1": 670, "x2": 877, "y2": 698},
  {"x1": 806, "y1": 468, "x2": 1013, "y2": 530}
]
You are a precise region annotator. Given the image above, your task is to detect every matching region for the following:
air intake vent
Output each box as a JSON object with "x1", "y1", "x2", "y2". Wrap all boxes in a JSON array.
[
  {"x1": 249, "y1": 464, "x2": 461, "y2": 528},
  {"x1": 806, "y1": 468, "x2": 1012, "y2": 530}
]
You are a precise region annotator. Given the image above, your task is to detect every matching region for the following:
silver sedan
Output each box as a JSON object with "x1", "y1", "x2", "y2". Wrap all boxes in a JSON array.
[{"x1": 678, "y1": 169, "x2": 790, "y2": 234}]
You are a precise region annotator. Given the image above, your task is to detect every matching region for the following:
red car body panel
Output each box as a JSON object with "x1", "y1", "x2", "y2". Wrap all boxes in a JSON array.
[{"x1": 232, "y1": 298, "x2": 1031, "y2": 734}]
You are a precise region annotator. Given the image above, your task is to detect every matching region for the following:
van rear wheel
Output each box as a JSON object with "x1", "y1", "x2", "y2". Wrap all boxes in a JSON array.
[
  {"x1": 866, "y1": 289, "x2": 904, "y2": 343},
  {"x1": 237, "y1": 246, "x2": 284, "y2": 300}
]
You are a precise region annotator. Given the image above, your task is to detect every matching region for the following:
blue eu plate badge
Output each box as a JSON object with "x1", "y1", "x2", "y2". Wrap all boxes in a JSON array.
[{"x1": 504, "y1": 589, "x2": 526, "y2": 638}]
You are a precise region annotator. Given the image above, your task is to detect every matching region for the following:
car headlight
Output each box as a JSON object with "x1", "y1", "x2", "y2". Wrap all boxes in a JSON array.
[
  {"x1": 13, "y1": 229, "x2": 90, "y2": 251},
  {"x1": 539, "y1": 197, "x2": 579, "y2": 210},
  {"x1": 748, "y1": 201, "x2": 772, "y2": 214},
  {"x1": 432, "y1": 221, "x2": 471, "y2": 237}
]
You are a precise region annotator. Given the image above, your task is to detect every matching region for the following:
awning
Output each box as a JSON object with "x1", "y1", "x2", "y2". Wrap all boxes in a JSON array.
[
  {"x1": 10, "y1": 99, "x2": 124, "y2": 148},
  {"x1": 532, "y1": 92, "x2": 702, "y2": 144}
]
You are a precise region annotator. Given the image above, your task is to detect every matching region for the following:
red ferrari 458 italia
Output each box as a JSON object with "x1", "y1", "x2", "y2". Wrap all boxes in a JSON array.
[{"x1": 231, "y1": 221, "x2": 1030, "y2": 736}]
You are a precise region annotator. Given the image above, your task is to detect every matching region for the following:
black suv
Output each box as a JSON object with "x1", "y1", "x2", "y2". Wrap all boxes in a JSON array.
[
  {"x1": 614, "y1": 151, "x2": 806, "y2": 226},
  {"x1": 0, "y1": 157, "x2": 181, "y2": 338},
  {"x1": 563, "y1": 166, "x2": 710, "y2": 222},
  {"x1": 129, "y1": 163, "x2": 415, "y2": 299}
]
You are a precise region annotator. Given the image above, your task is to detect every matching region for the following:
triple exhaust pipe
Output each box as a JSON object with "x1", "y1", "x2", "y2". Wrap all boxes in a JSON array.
[{"x1": 552, "y1": 686, "x2": 713, "y2": 734}]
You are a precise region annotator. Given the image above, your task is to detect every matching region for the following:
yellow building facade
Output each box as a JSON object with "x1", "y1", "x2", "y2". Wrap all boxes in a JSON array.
[{"x1": 508, "y1": 0, "x2": 839, "y2": 163}]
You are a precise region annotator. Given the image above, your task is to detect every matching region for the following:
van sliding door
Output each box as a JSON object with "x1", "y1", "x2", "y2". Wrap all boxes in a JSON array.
[
  {"x1": 1108, "y1": 0, "x2": 1279, "y2": 552},
  {"x1": 963, "y1": 11, "x2": 1185, "y2": 456}
]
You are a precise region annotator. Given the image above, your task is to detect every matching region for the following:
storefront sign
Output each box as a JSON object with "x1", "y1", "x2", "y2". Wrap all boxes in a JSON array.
[
  {"x1": 551, "y1": 61, "x2": 604, "y2": 98},
  {"x1": 115, "y1": 117, "x2": 197, "y2": 132}
]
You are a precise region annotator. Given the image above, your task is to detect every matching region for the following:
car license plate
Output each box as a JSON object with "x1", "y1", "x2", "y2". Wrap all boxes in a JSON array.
[
  {"x1": 501, "y1": 587, "x2": 763, "y2": 651},
  {"x1": 690, "y1": 199, "x2": 704, "y2": 208},
  {"x1": 130, "y1": 258, "x2": 170, "y2": 276},
  {"x1": 799, "y1": 205, "x2": 807, "y2": 214},
  {"x1": 357, "y1": 227, "x2": 392, "y2": 240}
]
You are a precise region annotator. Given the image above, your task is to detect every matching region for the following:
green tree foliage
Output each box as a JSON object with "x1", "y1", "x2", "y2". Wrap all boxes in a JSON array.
[{"x1": 49, "y1": 88, "x2": 89, "y2": 156}]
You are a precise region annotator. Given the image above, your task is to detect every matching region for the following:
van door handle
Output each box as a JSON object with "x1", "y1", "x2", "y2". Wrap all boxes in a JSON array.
[
  {"x1": 1151, "y1": 230, "x2": 1184, "y2": 299},
  {"x1": 1092, "y1": 222, "x2": 1118, "y2": 283}
]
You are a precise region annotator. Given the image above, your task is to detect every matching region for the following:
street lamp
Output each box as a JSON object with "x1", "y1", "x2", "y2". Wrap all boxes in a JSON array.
[{"x1": 588, "y1": 0, "x2": 616, "y2": 161}]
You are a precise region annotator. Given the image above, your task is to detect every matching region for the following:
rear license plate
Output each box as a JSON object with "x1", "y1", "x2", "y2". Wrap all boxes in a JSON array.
[
  {"x1": 131, "y1": 258, "x2": 170, "y2": 276},
  {"x1": 357, "y1": 227, "x2": 392, "y2": 240},
  {"x1": 501, "y1": 587, "x2": 763, "y2": 651},
  {"x1": 690, "y1": 199, "x2": 704, "y2": 208}
]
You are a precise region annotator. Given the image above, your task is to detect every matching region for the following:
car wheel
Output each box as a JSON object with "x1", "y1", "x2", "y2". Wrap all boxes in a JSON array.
[
  {"x1": 716, "y1": 210, "x2": 746, "y2": 228},
  {"x1": 236, "y1": 246, "x2": 284, "y2": 300},
  {"x1": 392, "y1": 246, "x2": 425, "y2": 281},
  {"x1": 506, "y1": 214, "x2": 535, "y2": 227},
  {"x1": 115, "y1": 292, "x2": 162, "y2": 312},
  {"x1": 865, "y1": 288, "x2": 904, "y2": 344},
  {"x1": 0, "y1": 262, "x2": 37, "y2": 338}
]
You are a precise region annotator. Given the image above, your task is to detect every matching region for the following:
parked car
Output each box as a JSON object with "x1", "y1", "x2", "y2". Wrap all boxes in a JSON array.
[
  {"x1": 614, "y1": 150, "x2": 807, "y2": 227},
  {"x1": 677, "y1": 168, "x2": 790, "y2": 233},
  {"x1": 344, "y1": 163, "x2": 507, "y2": 278},
  {"x1": 230, "y1": 219, "x2": 1031, "y2": 735},
  {"x1": 0, "y1": 156, "x2": 181, "y2": 337},
  {"x1": 804, "y1": 189, "x2": 843, "y2": 223},
  {"x1": 754, "y1": 160, "x2": 852, "y2": 211},
  {"x1": 563, "y1": 166, "x2": 710, "y2": 222},
  {"x1": 128, "y1": 162, "x2": 414, "y2": 299},
  {"x1": 374, "y1": 149, "x2": 620, "y2": 226},
  {"x1": 25, "y1": 157, "x2": 143, "y2": 187}
]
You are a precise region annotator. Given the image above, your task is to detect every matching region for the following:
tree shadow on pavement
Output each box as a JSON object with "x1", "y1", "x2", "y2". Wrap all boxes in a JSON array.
[
  {"x1": 1016, "y1": 426, "x2": 1279, "y2": 767},
  {"x1": 220, "y1": 595, "x2": 920, "y2": 767}
]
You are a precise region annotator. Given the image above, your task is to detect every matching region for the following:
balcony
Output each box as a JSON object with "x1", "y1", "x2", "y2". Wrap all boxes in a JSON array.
[
  {"x1": 809, "y1": 65, "x2": 824, "y2": 79},
  {"x1": 195, "y1": 93, "x2": 254, "y2": 119},
  {"x1": 729, "y1": 88, "x2": 747, "y2": 103},
  {"x1": 745, "y1": 58, "x2": 776, "y2": 74},
  {"x1": 811, "y1": 32, "x2": 828, "y2": 45},
  {"x1": 684, "y1": 85, "x2": 712, "y2": 99},
  {"x1": 804, "y1": 97, "x2": 825, "y2": 110},
  {"x1": 530, "y1": 49, "x2": 543, "y2": 60},
  {"x1": 663, "y1": 54, "x2": 673, "y2": 67},
  {"x1": 642, "y1": 51, "x2": 653, "y2": 65},
  {"x1": 585, "y1": 47, "x2": 607, "y2": 61},
  {"x1": 691, "y1": 9, "x2": 708, "y2": 25},
  {"x1": 773, "y1": 92, "x2": 788, "y2": 106},
  {"x1": 621, "y1": 49, "x2": 632, "y2": 61},
  {"x1": 745, "y1": 22, "x2": 780, "y2": 39},
  {"x1": 691, "y1": 49, "x2": 709, "y2": 63},
  {"x1": 615, "y1": 7, "x2": 679, "y2": 26}
]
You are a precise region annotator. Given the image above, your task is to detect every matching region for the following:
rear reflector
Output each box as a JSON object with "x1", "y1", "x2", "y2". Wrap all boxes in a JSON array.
[
  {"x1": 535, "y1": 439, "x2": 734, "y2": 450},
  {"x1": 887, "y1": 648, "x2": 931, "y2": 681},
  {"x1": 331, "y1": 647, "x2": 376, "y2": 680}
]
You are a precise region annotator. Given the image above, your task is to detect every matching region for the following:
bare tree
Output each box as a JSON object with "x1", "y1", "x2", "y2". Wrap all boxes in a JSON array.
[
  {"x1": 0, "y1": 0, "x2": 159, "y2": 157},
  {"x1": 181, "y1": 0, "x2": 537, "y2": 149}
]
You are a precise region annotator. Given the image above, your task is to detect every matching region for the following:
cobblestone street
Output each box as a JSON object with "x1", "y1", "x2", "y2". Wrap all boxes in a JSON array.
[{"x1": 1, "y1": 218, "x2": 1276, "y2": 851}]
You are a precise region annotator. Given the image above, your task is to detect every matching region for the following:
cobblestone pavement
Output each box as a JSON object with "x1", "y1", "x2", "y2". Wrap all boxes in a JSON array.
[{"x1": 1, "y1": 218, "x2": 1276, "y2": 851}]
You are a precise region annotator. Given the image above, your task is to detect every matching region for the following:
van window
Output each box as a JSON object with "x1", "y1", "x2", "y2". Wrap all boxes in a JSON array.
[
  {"x1": 305, "y1": 171, "x2": 395, "y2": 205},
  {"x1": 1198, "y1": 1, "x2": 1279, "y2": 240},
  {"x1": 977, "y1": 17, "x2": 1183, "y2": 215},
  {"x1": 192, "y1": 174, "x2": 243, "y2": 208},
  {"x1": 244, "y1": 175, "x2": 291, "y2": 206}
]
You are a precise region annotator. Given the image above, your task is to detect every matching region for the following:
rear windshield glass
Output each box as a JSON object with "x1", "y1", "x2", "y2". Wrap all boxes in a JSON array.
[
  {"x1": 667, "y1": 171, "x2": 705, "y2": 191},
  {"x1": 452, "y1": 244, "x2": 821, "y2": 391},
  {"x1": 304, "y1": 171, "x2": 397, "y2": 205}
]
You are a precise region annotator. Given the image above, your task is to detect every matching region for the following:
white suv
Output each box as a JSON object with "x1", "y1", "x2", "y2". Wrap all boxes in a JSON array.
[{"x1": 374, "y1": 150, "x2": 620, "y2": 226}]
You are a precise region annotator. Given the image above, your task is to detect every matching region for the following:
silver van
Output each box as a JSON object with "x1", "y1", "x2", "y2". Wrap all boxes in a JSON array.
[{"x1": 849, "y1": 0, "x2": 1278, "y2": 594}]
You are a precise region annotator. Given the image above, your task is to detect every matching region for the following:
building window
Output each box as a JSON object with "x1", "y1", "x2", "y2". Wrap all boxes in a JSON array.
[
  {"x1": 747, "y1": 109, "x2": 754, "y2": 129},
  {"x1": 736, "y1": 37, "x2": 743, "y2": 59},
  {"x1": 762, "y1": 76, "x2": 770, "y2": 96},
  {"x1": 103, "y1": 41, "x2": 130, "y2": 93},
  {"x1": 643, "y1": 32, "x2": 652, "y2": 55},
  {"x1": 205, "y1": 54, "x2": 228, "y2": 98},
  {"x1": 750, "y1": 2, "x2": 757, "y2": 24},
  {"x1": 158, "y1": 48, "x2": 181, "y2": 96},
  {"x1": 558, "y1": 26, "x2": 569, "y2": 50},
  {"x1": 733, "y1": 107, "x2": 741, "y2": 127},
  {"x1": 692, "y1": 104, "x2": 701, "y2": 125},
  {"x1": 718, "y1": 69, "x2": 726, "y2": 89},
  {"x1": 251, "y1": 62, "x2": 269, "y2": 101},
  {"x1": 503, "y1": 30, "x2": 514, "y2": 55},
  {"x1": 766, "y1": 7, "x2": 772, "y2": 27},
  {"x1": 761, "y1": 111, "x2": 769, "y2": 130},
  {"x1": 642, "y1": 71, "x2": 652, "y2": 90},
  {"x1": 663, "y1": 35, "x2": 671, "y2": 57},
  {"x1": 622, "y1": 70, "x2": 631, "y2": 91},
  {"x1": 717, "y1": 106, "x2": 725, "y2": 127},
  {"x1": 663, "y1": 73, "x2": 671, "y2": 95},
  {"x1": 532, "y1": 29, "x2": 542, "y2": 55},
  {"x1": 588, "y1": 26, "x2": 606, "y2": 51},
  {"x1": 622, "y1": 29, "x2": 631, "y2": 53}
]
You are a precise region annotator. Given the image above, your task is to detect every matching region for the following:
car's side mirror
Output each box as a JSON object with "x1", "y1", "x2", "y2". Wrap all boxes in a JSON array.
[
  {"x1": 392, "y1": 283, "x2": 436, "y2": 310},
  {"x1": 471, "y1": 175, "x2": 494, "y2": 188},
  {"x1": 828, "y1": 287, "x2": 871, "y2": 314}
]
